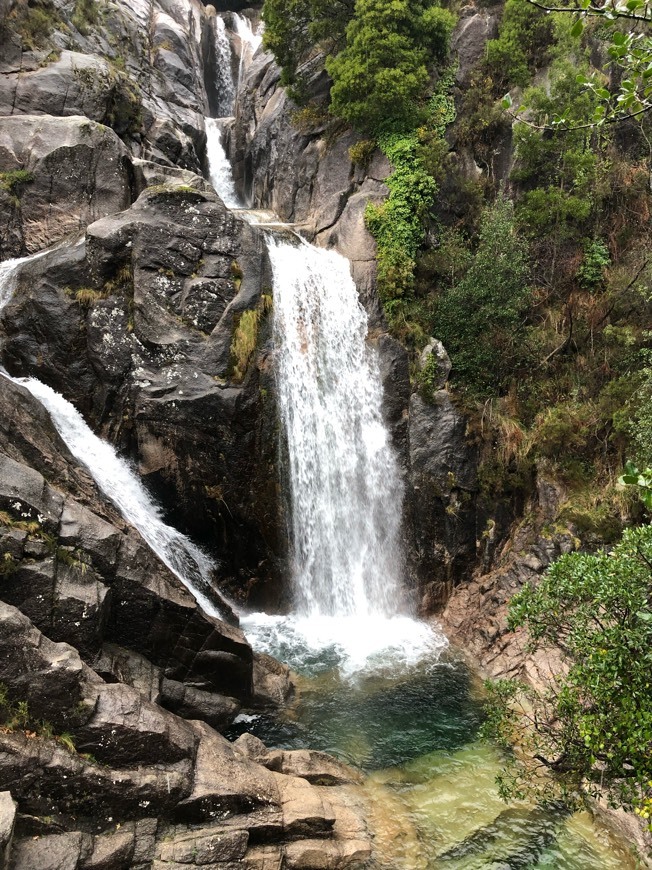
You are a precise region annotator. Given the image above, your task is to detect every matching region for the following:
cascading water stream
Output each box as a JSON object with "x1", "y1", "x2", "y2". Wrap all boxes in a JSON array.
[
  {"x1": 212, "y1": 15, "x2": 236, "y2": 118},
  {"x1": 0, "y1": 255, "x2": 229, "y2": 622},
  {"x1": 269, "y1": 238, "x2": 404, "y2": 619}
]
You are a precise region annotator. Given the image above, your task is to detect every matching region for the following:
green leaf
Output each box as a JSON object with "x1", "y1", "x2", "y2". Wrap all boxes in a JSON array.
[
  {"x1": 502, "y1": 93, "x2": 513, "y2": 109},
  {"x1": 571, "y1": 18, "x2": 584, "y2": 37}
]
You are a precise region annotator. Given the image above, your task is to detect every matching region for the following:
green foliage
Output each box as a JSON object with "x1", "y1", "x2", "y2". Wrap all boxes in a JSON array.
[
  {"x1": 348, "y1": 139, "x2": 376, "y2": 168},
  {"x1": 619, "y1": 462, "x2": 652, "y2": 511},
  {"x1": 433, "y1": 197, "x2": 532, "y2": 397},
  {"x1": 327, "y1": 0, "x2": 455, "y2": 135},
  {"x1": 484, "y1": 523, "x2": 652, "y2": 822},
  {"x1": 4, "y1": 0, "x2": 61, "y2": 49},
  {"x1": 262, "y1": 0, "x2": 354, "y2": 97},
  {"x1": 230, "y1": 296, "x2": 272, "y2": 383},
  {"x1": 577, "y1": 239, "x2": 611, "y2": 290},
  {"x1": 627, "y1": 355, "x2": 652, "y2": 467},
  {"x1": 0, "y1": 169, "x2": 35, "y2": 196},
  {"x1": 71, "y1": 0, "x2": 99, "y2": 35},
  {"x1": 365, "y1": 132, "x2": 438, "y2": 303},
  {"x1": 485, "y1": 0, "x2": 554, "y2": 89}
]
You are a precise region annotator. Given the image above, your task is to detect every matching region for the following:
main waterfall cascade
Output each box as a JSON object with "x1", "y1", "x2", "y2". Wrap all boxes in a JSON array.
[
  {"x1": 204, "y1": 11, "x2": 446, "y2": 674},
  {"x1": 269, "y1": 237, "x2": 404, "y2": 619}
]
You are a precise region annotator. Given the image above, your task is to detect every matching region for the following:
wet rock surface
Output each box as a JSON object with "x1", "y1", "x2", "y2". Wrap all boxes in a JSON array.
[{"x1": 0, "y1": 376, "x2": 370, "y2": 867}]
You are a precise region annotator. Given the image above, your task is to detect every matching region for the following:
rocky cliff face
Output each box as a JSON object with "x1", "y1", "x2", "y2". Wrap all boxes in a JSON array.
[{"x1": 0, "y1": 1, "x2": 378, "y2": 866}]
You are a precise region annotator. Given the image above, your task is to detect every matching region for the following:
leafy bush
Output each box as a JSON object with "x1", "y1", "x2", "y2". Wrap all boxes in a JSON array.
[
  {"x1": 433, "y1": 197, "x2": 532, "y2": 397},
  {"x1": 485, "y1": 0, "x2": 554, "y2": 89},
  {"x1": 327, "y1": 0, "x2": 455, "y2": 135},
  {"x1": 484, "y1": 522, "x2": 652, "y2": 821},
  {"x1": 262, "y1": 0, "x2": 354, "y2": 97},
  {"x1": 577, "y1": 239, "x2": 611, "y2": 290},
  {"x1": 72, "y1": 0, "x2": 99, "y2": 35}
]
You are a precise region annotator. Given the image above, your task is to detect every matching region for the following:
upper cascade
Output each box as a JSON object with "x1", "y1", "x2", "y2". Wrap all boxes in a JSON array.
[{"x1": 213, "y1": 15, "x2": 236, "y2": 117}]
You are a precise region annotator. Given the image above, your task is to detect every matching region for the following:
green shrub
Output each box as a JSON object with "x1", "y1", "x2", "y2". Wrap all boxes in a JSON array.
[
  {"x1": 365, "y1": 132, "x2": 438, "y2": 301},
  {"x1": 348, "y1": 139, "x2": 376, "y2": 168},
  {"x1": 433, "y1": 197, "x2": 532, "y2": 397},
  {"x1": 0, "y1": 169, "x2": 35, "y2": 195},
  {"x1": 577, "y1": 239, "x2": 611, "y2": 290},
  {"x1": 485, "y1": 0, "x2": 553, "y2": 89},
  {"x1": 72, "y1": 0, "x2": 99, "y2": 35},
  {"x1": 327, "y1": 0, "x2": 455, "y2": 135}
]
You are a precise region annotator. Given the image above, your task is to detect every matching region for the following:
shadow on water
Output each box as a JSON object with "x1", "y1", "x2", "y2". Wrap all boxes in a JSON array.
[{"x1": 228, "y1": 654, "x2": 483, "y2": 770}]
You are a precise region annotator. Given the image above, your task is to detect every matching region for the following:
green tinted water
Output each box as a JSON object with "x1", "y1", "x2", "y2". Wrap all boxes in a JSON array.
[{"x1": 230, "y1": 646, "x2": 637, "y2": 869}]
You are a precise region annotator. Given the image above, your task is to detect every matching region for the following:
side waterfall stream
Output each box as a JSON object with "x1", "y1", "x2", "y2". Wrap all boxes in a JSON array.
[{"x1": 203, "y1": 20, "x2": 637, "y2": 870}]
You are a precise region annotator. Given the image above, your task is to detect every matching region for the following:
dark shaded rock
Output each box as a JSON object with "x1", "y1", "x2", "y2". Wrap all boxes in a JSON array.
[
  {"x1": 0, "y1": 600, "x2": 98, "y2": 731},
  {"x1": 376, "y1": 334, "x2": 411, "y2": 463},
  {"x1": 160, "y1": 678, "x2": 240, "y2": 729},
  {"x1": 93, "y1": 644, "x2": 162, "y2": 703},
  {"x1": 452, "y1": 8, "x2": 500, "y2": 85},
  {"x1": 80, "y1": 830, "x2": 135, "y2": 870},
  {"x1": 8, "y1": 831, "x2": 83, "y2": 870},
  {"x1": 0, "y1": 452, "x2": 63, "y2": 533},
  {"x1": 408, "y1": 393, "x2": 479, "y2": 609},
  {"x1": 75, "y1": 682, "x2": 197, "y2": 767}
]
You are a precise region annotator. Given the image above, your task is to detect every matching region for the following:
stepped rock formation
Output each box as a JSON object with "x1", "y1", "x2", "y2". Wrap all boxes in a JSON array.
[{"x1": 0, "y1": 0, "x2": 376, "y2": 866}]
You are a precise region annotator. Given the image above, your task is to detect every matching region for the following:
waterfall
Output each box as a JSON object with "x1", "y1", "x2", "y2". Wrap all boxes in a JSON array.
[
  {"x1": 0, "y1": 256, "x2": 229, "y2": 622},
  {"x1": 213, "y1": 15, "x2": 236, "y2": 117},
  {"x1": 205, "y1": 118, "x2": 241, "y2": 208},
  {"x1": 269, "y1": 237, "x2": 404, "y2": 619},
  {"x1": 233, "y1": 13, "x2": 263, "y2": 82}
]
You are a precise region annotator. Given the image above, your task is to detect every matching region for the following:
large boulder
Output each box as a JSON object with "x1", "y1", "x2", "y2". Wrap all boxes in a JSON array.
[
  {"x1": 1, "y1": 181, "x2": 286, "y2": 606},
  {"x1": 0, "y1": 115, "x2": 134, "y2": 259}
]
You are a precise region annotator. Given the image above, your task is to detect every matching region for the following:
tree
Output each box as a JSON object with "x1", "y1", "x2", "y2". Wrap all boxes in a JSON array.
[
  {"x1": 433, "y1": 196, "x2": 531, "y2": 397},
  {"x1": 484, "y1": 520, "x2": 652, "y2": 826},
  {"x1": 326, "y1": 0, "x2": 455, "y2": 134},
  {"x1": 262, "y1": 0, "x2": 355, "y2": 95},
  {"x1": 503, "y1": 0, "x2": 652, "y2": 127}
]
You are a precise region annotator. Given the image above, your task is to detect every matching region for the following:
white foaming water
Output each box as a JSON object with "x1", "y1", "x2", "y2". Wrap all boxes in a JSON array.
[
  {"x1": 269, "y1": 237, "x2": 406, "y2": 618},
  {"x1": 233, "y1": 13, "x2": 263, "y2": 79},
  {"x1": 0, "y1": 254, "x2": 228, "y2": 621},
  {"x1": 205, "y1": 118, "x2": 242, "y2": 208},
  {"x1": 242, "y1": 611, "x2": 447, "y2": 678},
  {"x1": 0, "y1": 250, "x2": 52, "y2": 308},
  {"x1": 19, "y1": 378, "x2": 226, "y2": 618},
  {"x1": 246, "y1": 237, "x2": 448, "y2": 674},
  {"x1": 213, "y1": 15, "x2": 236, "y2": 117}
]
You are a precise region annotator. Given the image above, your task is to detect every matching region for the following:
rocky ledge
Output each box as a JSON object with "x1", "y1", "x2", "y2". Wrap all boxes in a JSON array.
[{"x1": 0, "y1": 372, "x2": 372, "y2": 869}]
